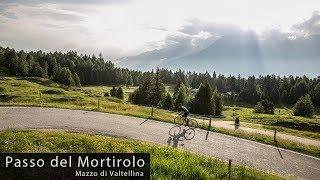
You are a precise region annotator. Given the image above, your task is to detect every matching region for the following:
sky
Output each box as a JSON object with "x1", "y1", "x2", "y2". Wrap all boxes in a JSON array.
[{"x1": 0, "y1": 0, "x2": 319, "y2": 60}]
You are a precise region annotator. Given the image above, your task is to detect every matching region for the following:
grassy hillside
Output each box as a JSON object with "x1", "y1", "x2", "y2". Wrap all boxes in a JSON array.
[
  {"x1": 0, "y1": 130, "x2": 283, "y2": 179},
  {"x1": 0, "y1": 77, "x2": 319, "y2": 157},
  {"x1": 0, "y1": 77, "x2": 175, "y2": 122}
]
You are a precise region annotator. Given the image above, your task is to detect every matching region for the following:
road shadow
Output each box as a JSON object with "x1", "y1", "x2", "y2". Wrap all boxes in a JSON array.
[
  {"x1": 167, "y1": 129, "x2": 186, "y2": 147},
  {"x1": 168, "y1": 126, "x2": 195, "y2": 148},
  {"x1": 139, "y1": 115, "x2": 155, "y2": 125},
  {"x1": 275, "y1": 140, "x2": 284, "y2": 159},
  {"x1": 139, "y1": 119, "x2": 149, "y2": 125},
  {"x1": 205, "y1": 131, "x2": 209, "y2": 140}
]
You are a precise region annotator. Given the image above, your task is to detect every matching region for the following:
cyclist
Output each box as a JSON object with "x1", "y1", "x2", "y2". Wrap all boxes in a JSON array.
[{"x1": 179, "y1": 105, "x2": 189, "y2": 126}]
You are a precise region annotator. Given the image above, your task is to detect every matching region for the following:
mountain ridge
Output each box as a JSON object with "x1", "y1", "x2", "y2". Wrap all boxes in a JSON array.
[{"x1": 117, "y1": 34, "x2": 320, "y2": 76}]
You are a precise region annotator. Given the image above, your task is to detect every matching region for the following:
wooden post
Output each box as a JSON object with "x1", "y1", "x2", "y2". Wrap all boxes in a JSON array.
[
  {"x1": 228, "y1": 159, "x2": 232, "y2": 180},
  {"x1": 274, "y1": 129, "x2": 277, "y2": 141},
  {"x1": 208, "y1": 116, "x2": 212, "y2": 130}
]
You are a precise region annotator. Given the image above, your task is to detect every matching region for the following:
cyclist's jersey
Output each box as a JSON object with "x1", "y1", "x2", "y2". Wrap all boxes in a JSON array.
[{"x1": 180, "y1": 106, "x2": 189, "y2": 117}]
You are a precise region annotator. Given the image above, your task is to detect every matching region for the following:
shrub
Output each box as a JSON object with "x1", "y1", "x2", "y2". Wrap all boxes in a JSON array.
[
  {"x1": 116, "y1": 87, "x2": 124, "y2": 99},
  {"x1": 293, "y1": 94, "x2": 314, "y2": 118},
  {"x1": 0, "y1": 94, "x2": 17, "y2": 102},
  {"x1": 254, "y1": 100, "x2": 274, "y2": 114},
  {"x1": 254, "y1": 102, "x2": 264, "y2": 113},
  {"x1": 261, "y1": 99, "x2": 274, "y2": 114},
  {"x1": 104, "y1": 92, "x2": 110, "y2": 97},
  {"x1": 110, "y1": 86, "x2": 117, "y2": 97},
  {"x1": 0, "y1": 87, "x2": 5, "y2": 94},
  {"x1": 41, "y1": 88, "x2": 64, "y2": 95}
]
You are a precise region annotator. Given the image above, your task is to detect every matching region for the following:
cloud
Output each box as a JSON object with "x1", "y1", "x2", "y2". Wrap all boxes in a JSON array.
[
  {"x1": 145, "y1": 25, "x2": 168, "y2": 32},
  {"x1": 179, "y1": 18, "x2": 243, "y2": 36},
  {"x1": 1, "y1": 0, "x2": 131, "y2": 5},
  {"x1": 143, "y1": 19, "x2": 249, "y2": 60},
  {"x1": 0, "y1": 2, "x2": 137, "y2": 60},
  {"x1": 0, "y1": 3, "x2": 85, "y2": 23},
  {"x1": 292, "y1": 11, "x2": 320, "y2": 36},
  {"x1": 137, "y1": 30, "x2": 217, "y2": 63}
]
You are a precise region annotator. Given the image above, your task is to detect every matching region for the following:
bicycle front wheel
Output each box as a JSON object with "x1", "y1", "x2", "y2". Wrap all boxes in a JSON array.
[{"x1": 184, "y1": 128, "x2": 195, "y2": 140}]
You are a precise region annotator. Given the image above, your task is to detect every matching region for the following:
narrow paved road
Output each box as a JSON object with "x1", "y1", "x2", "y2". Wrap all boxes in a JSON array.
[{"x1": 0, "y1": 107, "x2": 319, "y2": 179}]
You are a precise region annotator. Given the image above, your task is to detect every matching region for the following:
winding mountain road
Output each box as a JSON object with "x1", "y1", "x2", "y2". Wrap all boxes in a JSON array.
[{"x1": 0, "y1": 107, "x2": 319, "y2": 179}]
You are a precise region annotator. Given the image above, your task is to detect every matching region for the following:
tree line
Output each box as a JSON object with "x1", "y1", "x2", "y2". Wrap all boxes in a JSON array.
[
  {"x1": 129, "y1": 69, "x2": 223, "y2": 116},
  {"x1": 1, "y1": 46, "x2": 319, "y2": 109}
]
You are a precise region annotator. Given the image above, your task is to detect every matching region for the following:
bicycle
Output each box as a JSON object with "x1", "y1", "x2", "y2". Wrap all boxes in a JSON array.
[{"x1": 169, "y1": 114, "x2": 198, "y2": 140}]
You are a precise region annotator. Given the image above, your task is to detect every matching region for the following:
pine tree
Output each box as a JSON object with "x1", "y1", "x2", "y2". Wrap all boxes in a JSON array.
[
  {"x1": 18, "y1": 59, "x2": 29, "y2": 76},
  {"x1": 130, "y1": 74, "x2": 153, "y2": 105},
  {"x1": 50, "y1": 58, "x2": 59, "y2": 79},
  {"x1": 11, "y1": 55, "x2": 20, "y2": 75},
  {"x1": 174, "y1": 88, "x2": 188, "y2": 109},
  {"x1": 43, "y1": 61, "x2": 48, "y2": 78},
  {"x1": 173, "y1": 80, "x2": 182, "y2": 99},
  {"x1": 261, "y1": 99, "x2": 274, "y2": 114},
  {"x1": 162, "y1": 93, "x2": 173, "y2": 110},
  {"x1": 116, "y1": 87, "x2": 124, "y2": 99},
  {"x1": 213, "y1": 88, "x2": 223, "y2": 116},
  {"x1": 110, "y1": 86, "x2": 117, "y2": 97},
  {"x1": 60, "y1": 67, "x2": 75, "y2": 86},
  {"x1": 73, "y1": 73, "x2": 81, "y2": 87},
  {"x1": 149, "y1": 69, "x2": 166, "y2": 106},
  {"x1": 289, "y1": 80, "x2": 308, "y2": 104},
  {"x1": 254, "y1": 102, "x2": 265, "y2": 113},
  {"x1": 293, "y1": 94, "x2": 314, "y2": 118},
  {"x1": 31, "y1": 62, "x2": 46, "y2": 78},
  {"x1": 313, "y1": 83, "x2": 320, "y2": 108},
  {"x1": 191, "y1": 80, "x2": 215, "y2": 115}
]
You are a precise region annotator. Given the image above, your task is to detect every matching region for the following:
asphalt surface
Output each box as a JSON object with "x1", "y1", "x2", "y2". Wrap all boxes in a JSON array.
[{"x1": 0, "y1": 107, "x2": 319, "y2": 179}]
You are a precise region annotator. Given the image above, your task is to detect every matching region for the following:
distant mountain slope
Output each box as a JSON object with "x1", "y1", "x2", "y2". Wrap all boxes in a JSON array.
[{"x1": 118, "y1": 34, "x2": 320, "y2": 76}]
